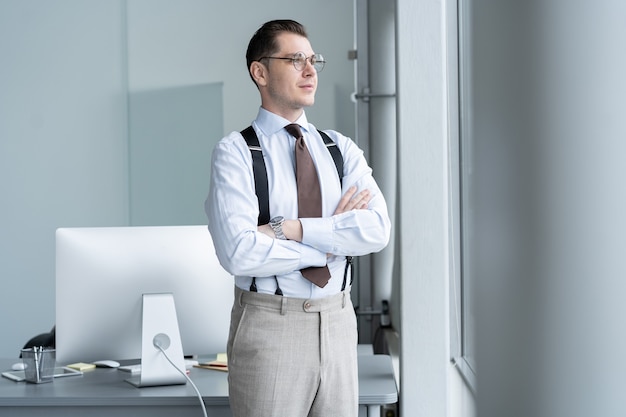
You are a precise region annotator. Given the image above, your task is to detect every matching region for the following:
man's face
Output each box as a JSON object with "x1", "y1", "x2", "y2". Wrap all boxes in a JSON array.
[{"x1": 258, "y1": 33, "x2": 318, "y2": 120}]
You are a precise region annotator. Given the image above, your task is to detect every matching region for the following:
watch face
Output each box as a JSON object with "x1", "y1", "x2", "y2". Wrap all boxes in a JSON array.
[
  {"x1": 269, "y1": 216, "x2": 286, "y2": 240},
  {"x1": 270, "y1": 216, "x2": 284, "y2": 226}
]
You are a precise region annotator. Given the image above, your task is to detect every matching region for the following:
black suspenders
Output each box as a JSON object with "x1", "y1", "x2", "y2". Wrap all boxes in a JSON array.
[
  {"x1": 241, "y1": 126, "x2": 353, "y2": 293},
  {"x1": 241, "y1": 126, "x2": 343, "y2": 225},
  {"x1": 241, "y1": 126, "x2": 271, "y2": 226}
]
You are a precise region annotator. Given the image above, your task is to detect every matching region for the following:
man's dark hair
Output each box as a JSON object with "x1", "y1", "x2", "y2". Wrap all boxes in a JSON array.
[{"x1": 246, "y1": 19, "x2": 308, "y2": 85}]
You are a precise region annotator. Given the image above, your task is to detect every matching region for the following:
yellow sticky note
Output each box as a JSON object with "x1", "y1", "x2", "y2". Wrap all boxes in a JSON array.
[
  {"x1": 67, "y1": 362, "x2": 96, "y2": 371},
  {"x1": 195, "y1": 353, "x2": 229, "y2": 372}
]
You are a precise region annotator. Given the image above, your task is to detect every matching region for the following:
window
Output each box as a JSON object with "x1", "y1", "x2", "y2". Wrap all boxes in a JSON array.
[{"x1": 449, "y1": 0, "x2": 477, "y2": 392}]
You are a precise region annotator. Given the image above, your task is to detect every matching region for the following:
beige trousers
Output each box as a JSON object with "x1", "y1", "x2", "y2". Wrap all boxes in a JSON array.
[{"x1": 227, "y1": 286, "x2": 358, "y2": 417}]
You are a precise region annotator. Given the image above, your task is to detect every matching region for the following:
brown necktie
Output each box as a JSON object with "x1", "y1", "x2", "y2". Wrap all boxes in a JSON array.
[{"x1": 285, "y1": 124, "x2": 331, "y2": 288}]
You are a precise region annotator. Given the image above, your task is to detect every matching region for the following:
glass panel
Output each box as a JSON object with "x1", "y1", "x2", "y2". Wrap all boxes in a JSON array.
[
  {"x1": 459, "y1": 0, "x2": 476, "y2": 372},
  {"x1": 128, "y1": 83, "x2": 223, "y2": 226}
]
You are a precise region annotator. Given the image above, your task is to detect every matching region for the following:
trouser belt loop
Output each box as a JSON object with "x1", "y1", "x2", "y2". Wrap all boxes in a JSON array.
[
  {"x1": 238, "y1": 289, "x2": 244, "y2": 307},
  {"x1": 280, "y1": 297, "x2": 287, "y2": 315}
]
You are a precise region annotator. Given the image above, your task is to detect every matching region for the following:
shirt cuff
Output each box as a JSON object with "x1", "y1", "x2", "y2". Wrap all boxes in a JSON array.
[
  {"x1": 298, "y1": 243, "x2": 327, "y2": 269},
  {"x1": 299, "y1": 217, "x2": 334, "y2": 255}
]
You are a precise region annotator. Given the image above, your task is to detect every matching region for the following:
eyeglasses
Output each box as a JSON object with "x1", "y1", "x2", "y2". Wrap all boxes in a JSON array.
[{"x1": 260, "y1": 51, "x2": 326, "y2": 73}]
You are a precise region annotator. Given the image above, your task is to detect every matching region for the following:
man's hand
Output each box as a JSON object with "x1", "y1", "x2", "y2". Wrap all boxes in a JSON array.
[
  {"x1": 258, "y1": 224, "x2": 275, "y2": 238},
  {"x1": 334, "y1": 186, "x2": 371, "y2": 215}
]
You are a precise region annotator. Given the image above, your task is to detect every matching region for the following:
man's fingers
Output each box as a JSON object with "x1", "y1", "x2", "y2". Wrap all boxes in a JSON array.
[
  {"x1": 351, "y1": 190, "x2": 371, "y2": 209},
  {"x1": 335, "y1": 187, "x2": 371, "y2": 215},
  {"x1": 335, "y1": 186, "x2": 358, "y2": 214}
]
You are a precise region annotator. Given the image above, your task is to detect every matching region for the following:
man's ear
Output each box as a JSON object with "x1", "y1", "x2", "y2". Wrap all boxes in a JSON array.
[{"x1": 250, "y1": 61, "x2": 268, "y2": 87}]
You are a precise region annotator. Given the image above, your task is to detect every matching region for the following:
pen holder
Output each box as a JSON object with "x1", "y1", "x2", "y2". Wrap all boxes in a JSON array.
[{"x1": 20, "y1": 347, "x2": 56, "y2": 383}]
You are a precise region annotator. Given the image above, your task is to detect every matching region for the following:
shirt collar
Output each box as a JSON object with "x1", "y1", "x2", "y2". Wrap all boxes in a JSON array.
[{"x1": 255, "y1": 107, "x2": 310, "y2": 137}]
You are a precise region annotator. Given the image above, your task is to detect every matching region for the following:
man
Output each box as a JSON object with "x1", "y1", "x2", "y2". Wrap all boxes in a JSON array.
[{"x1": 205, "y1": 19, "x2": 391, "y2": 417}]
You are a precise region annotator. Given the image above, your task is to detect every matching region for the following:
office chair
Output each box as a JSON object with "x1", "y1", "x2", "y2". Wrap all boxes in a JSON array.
[{"x1": 19, "y1": 326, "x2": 55, "y2": 358}]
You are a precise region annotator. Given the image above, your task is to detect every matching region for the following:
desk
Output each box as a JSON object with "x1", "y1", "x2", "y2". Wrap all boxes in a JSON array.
[{"x1": 0, "y1": 355, "x2": 396, "y2": 417}]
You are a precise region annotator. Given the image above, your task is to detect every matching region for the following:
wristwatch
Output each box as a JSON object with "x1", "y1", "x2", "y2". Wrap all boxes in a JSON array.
[{"x1": 269, "y1": 216, "x2": 287, "y2": 240}]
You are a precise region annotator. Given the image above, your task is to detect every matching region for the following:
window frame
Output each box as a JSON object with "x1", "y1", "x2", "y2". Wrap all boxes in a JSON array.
[{"x1": 448, "y1": 0, "x2": 477, "y2": 394}]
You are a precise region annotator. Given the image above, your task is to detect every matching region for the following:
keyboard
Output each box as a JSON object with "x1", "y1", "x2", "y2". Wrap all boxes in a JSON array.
[
  {"x1": 118, "y1": 359, "x2": 198, "y2": 374},
  {"x1": 117, "y1": 364, "x2": 141, "y2": 374}
]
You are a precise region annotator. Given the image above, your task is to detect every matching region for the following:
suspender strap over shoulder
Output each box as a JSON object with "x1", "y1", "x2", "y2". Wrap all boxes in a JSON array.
[
  {"x1": 241, "y1": 126, "x2": 270, "y2": 226},
  {"x1": 320, "y1": 132, "x2": 343, "y2": 188}
]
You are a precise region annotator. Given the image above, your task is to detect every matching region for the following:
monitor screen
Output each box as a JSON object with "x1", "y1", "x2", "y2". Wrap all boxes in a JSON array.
[{"x1": 55, "y1": 225, "x2": 233, "y2": 366}]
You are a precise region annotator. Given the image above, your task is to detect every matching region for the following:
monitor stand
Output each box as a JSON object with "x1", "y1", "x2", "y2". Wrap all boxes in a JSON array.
[{"x1": 126, "y1": 293, "x2": 187, "y2": 387}]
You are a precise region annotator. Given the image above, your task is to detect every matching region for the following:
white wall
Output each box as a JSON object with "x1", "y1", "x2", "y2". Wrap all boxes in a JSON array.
[
  {"x1": 395, "y1": 0, "x2": 476, "y2": 416},
  {"x1": 395, "y1": 0, "x2": 449, "y2": 415},
  {"x1": 0, "y1": 0, "x2": 129, "y2": 357},
  {"x1": 0, "y1": 0, "x2": 354, "y2": 359}
]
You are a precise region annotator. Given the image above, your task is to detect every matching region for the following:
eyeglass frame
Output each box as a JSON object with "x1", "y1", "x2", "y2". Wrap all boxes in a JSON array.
[{"x1": 259, "y1": 51, "x2": 326, "y2": 73}]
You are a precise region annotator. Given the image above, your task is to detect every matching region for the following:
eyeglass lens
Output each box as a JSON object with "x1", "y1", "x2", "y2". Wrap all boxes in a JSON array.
[{"x1": 293, "y1": 52, "x2": 325, "y2": 72}]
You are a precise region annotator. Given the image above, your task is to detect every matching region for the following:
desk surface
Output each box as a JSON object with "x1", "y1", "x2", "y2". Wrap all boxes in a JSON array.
[{"x1": 0, "y1": 354, "x2": 396, "y2": 414}]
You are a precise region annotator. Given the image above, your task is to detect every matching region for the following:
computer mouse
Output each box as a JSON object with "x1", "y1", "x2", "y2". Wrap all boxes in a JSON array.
[
  {"x1": 11, "y1": 362, "x2": 26, "y2": 371},
  {"x1": 92, "y1": 360, "x2": 120, "y2": 368}
]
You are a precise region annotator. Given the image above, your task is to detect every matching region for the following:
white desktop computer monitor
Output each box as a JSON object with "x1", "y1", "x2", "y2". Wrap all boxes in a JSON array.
[{"x1": 55, "y1": 225, "x2": 233, "y2": 386}]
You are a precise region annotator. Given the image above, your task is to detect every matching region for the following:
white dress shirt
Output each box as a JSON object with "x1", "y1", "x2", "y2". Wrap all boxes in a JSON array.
[{"x1": 206, "y1": 108, "x2": 391, "y2": 299}]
